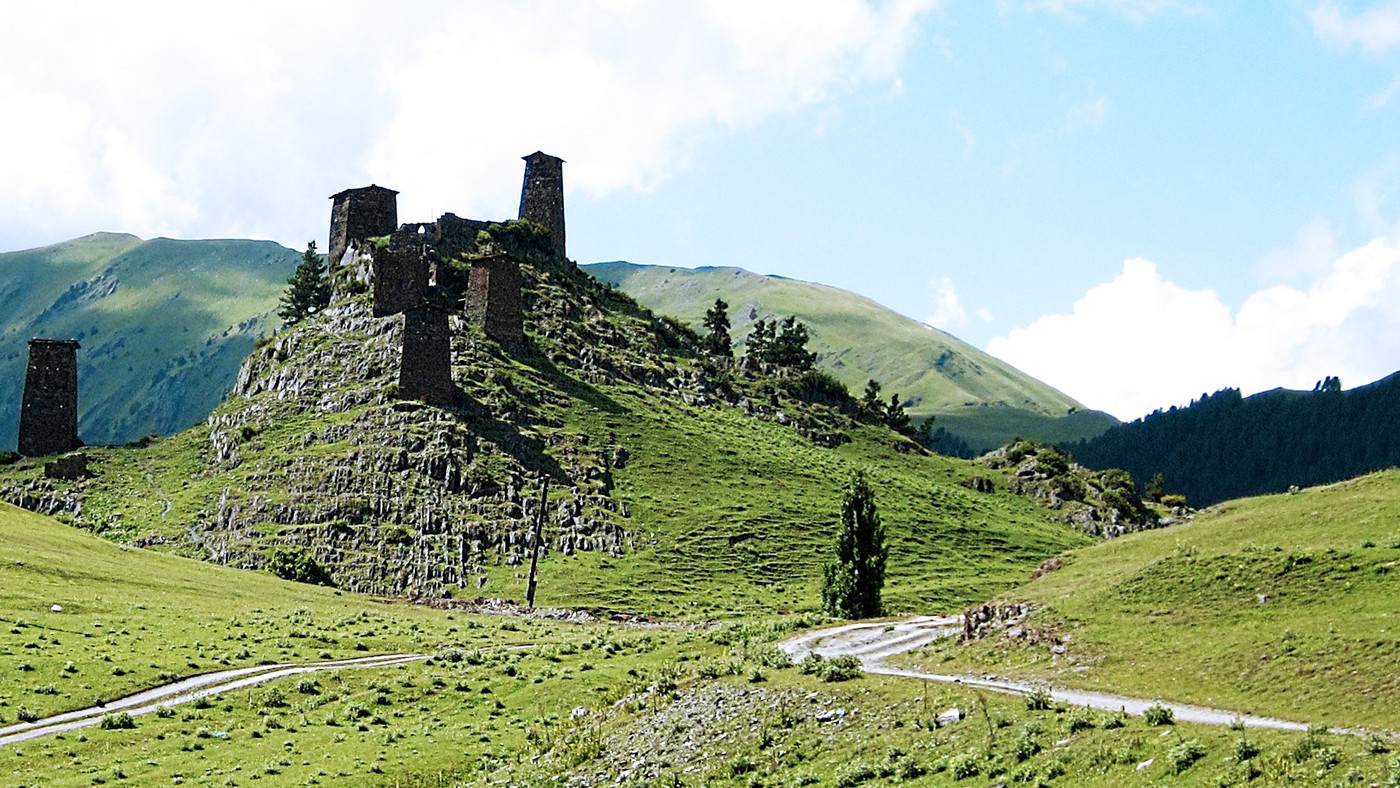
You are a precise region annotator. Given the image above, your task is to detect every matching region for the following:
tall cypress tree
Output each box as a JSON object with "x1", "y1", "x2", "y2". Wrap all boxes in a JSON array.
[
  {"x1": 278, "y1": 241, "x2": 331, "y2": 326},
  {"x1": 822, "y1": 471, "x2": 888, "y2": 619}
]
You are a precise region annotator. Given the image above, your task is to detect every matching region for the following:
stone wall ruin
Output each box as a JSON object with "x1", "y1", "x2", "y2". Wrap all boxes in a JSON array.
[
  {"x1": 329, "y1": 184, "x2": 398, "y2": 273},
  {"x1": 519, "y1": 151, "x2": 566, "y2": 259},
  {"x1": 18, "y1": 339, "x2": 81, "y2": 457},
  {"x1": 399, "y1": 307, "x2": 455, "y2": 406},
  {"x1": 464, "y1": 255, "x2": 525, "y2": 353}
]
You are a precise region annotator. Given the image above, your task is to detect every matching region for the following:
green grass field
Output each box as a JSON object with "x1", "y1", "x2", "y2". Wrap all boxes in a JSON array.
[
  {"x1": 7, "y1": 502, "x2": 1396, "y2": 787},
  {"x1": 901, "y1": 468, "x2": 1400, "y2": 730}
]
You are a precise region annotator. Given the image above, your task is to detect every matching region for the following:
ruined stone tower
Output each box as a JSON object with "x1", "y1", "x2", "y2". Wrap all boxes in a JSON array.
[
  {"x1": 329, "y1": 185, "x2": 398, "y2": 271},
  {"x1": 18, "y1": 339, "x2": 81, "y2": 457},
  {"x1": 465, "y1": 255, "x2": 525, "y2": 353},
  {"x1": 518, "y1": 152, "x2": 565, "y2": 259},
  {"x1": 372, "y1": 226, "x2": 432, "y2": 318},
  {"x1": 399, "y1": 307, "x2": 454, "y2": 406}
]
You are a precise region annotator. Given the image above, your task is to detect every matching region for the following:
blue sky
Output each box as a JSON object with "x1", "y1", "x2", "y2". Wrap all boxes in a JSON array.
[{"x1": 2, "y1": 1, "x2": 1398, "y2": 420}]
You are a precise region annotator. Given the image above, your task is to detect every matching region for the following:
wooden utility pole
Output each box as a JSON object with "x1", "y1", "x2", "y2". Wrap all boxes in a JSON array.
[{"x1": 525, "y1": 476, "x2": 550, "y2": 609}]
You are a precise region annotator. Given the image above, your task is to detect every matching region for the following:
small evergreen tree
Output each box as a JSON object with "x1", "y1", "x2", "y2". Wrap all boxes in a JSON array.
[
  {"x1": 278, "y1": 241, "x2": 331, "y2": 326},
  {"x1": 822, "y1": 471, "x2": 888, "y2": 619},
  {"x1": 1146, "y1": 472, "x2": 1167, "y2": 503},
  {"x1": 746, "y1": 319, "x2": 774, "y2": 363},
  {"x1": 885, "y1": 393, "x2": 912, "y2": 433},
  {"x1": 702, "y1": 298, "x2": 732, "y2": 357},
  {"x1": 770, "y1": 316, "x2": 816, "y2": 370},
  {"x1": 860, "y1": 379, "x2": 883, "y2": 417}
]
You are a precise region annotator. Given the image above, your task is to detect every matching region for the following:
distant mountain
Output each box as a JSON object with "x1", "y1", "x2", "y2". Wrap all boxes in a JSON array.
[
  {"x1": 0, "y1": 233, "x2": 297, "y2": 448},
  {"x1": 585, "y1": 262, "x2": 1117, "y2": 451},
  {"x1": 1066, "y1": 374, "x2": 1400, "y2": 507}
]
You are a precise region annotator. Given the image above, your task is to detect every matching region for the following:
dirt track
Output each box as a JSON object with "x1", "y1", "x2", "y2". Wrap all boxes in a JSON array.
[{"x1": 779, "y1": 616, "x2": 1311, "y2": 732}]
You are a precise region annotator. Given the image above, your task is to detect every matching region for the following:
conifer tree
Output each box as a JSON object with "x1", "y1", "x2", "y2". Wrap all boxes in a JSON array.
[
  {"x1": 885, "y1": 393, "x2": 912, "y2": 434},
  {"x1": 860, "y1": 379, "x2": 883, "y2": 418},
  {"x1": 702, "y1": 297, "x2": 732, "y2": 357},
  {"x1": 745, "y1": 319, "x2": 774, "y2": 362},
  {"x1": 279, "y1": 241, "x2": 331, "y2": 326},
  {"x1": 822, "y1": 470, "x2": 888, "y2": 619}
]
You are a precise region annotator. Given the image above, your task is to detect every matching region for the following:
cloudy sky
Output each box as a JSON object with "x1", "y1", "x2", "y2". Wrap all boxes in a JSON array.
[{"x1": 2, "y1": 0, "x2": 1399, "y2": 421}]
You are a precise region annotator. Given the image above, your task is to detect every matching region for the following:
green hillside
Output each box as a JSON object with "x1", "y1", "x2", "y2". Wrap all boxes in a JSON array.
[
  {"x1": 904, "y1": 468, "x2": 1400, "y2": 730},
  {"x1": 586, "y1": 262, "x2": 1117, "y2": 451},
  {"x1": 0, "y1": 233, "x2": 298, "y2": 449}
]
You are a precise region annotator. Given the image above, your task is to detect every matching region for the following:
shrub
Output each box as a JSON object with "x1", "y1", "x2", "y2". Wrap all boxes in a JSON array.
[
  {"x1": 799, "y1": 652, "x2": 825, "y2": 675},
  {"x1": 947, "y1": 751, "x2": 981, "y2": 779},
  {"x1": 1025, "y1": 686, "x2": 1052, "y2": 711},
  {"x1": 295, "y1": 678, "x2": 321, "y2": 695},
  {"x1": 1014, "y1": 729, "x2": 1042, "y2": 762},
  {"x1": 266, "y1": 549, "x2": 335, "y2": 587},
  {"x1": 1144, "y1": 702, "x2": 1174, "y2": 726},
  {"x1": 1168, "y1": 739, "x2": 1206, "y2": 773},
  {"x1": 99, "y1": 712, "x2": 136, "y2": 730},
  {"x1": 1065, "y1": 705, "x2": 1095, "y2": 733},
  {"x1": 1233, "y1": 737, "x2": 1260, "y2": 761},
  {"x1": 819, "y1": 654, "x2": 863, "y2": 682},
  {"x1": 1161, "y1": 493, "x2": 1188, "y2": 509},
  {"x1": 833, "y1": 762, "x2": 877, "y2": 788},
  {"x1": 16, "y1": 707, "x2": 39, "y2": 723}
]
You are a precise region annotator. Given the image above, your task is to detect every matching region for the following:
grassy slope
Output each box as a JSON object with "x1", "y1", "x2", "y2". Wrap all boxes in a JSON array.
[
  {"x1": 903, "y1": 469, "x2": 1400, "y2": 729},
  {"x1": 586, "y1": 262, "x2": 1118, "y2": 450},
  {"x1": 0, "y1": 234, "x2": 297, "y2": 449},
  {"x1": 4, "y1": 503, "x2": 1391, "y2": 787}
]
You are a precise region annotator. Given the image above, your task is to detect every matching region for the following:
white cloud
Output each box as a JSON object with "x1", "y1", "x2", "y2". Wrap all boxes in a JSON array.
[
  {"x1": 924, "y1": 276, "x2": 967, "y2": 328},
  {"x1": 987, "y1": 236, "x2": 1400, "y2": 420},
  {"x1": 976, "y1": 308, "x2": 995, "y2": 323},
  {"x1": 0, "y1": 0, "x2": 934, "y2": 251},
  {"x1": 1065, "y1": 96, "x2": 1107, "y2": 132},
  {"x1": 1257, "y1": 216, "x2": 1338, "y2": 280},
  {"x1": 1017, "y1": 0, "x2": 1201, "y2": 19},
  {"x1": 1311, "y1": 1, "x2": 1400, "y2": 54},
  {"x1": 1363, "y1": 74, "x2": 1400, "y2": 112}
]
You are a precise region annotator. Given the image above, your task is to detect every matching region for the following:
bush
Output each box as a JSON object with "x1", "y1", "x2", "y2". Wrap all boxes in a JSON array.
[
  {"x1": 947, "y1": 751, "x2": 981, "y2": 779},
  {"x1": 266, "y1": 548, "x2": 335, "y2": 587},
  {"x1": 1233, "y1": 737, "x2": 1260, "y2": 761},
  {"x1": 99, "y1": 712, "x2": 136, "y2": 730},
  {"x1": 799, "y1": 652, "x2": 825, "y2": 675},
  {"x1": 1025, "y1": 686, "x2": 1052, "y2": 711},
  {"x1": 818, "y1": 654, "x2": 863, "y2": 682},
  {"x1": 1144, "y1": 702, "x2": 1174, "y2": 726},
  {"x1": 833, "y1": 762, "x2": 877, "y2": 787},
  {"x1": 1014, "y1": 729, "x2": 1042, "y2": 762},
  {"x1": 1168, "y1": 739, "x2": 1206, "y2": 773},
  {"x1": 1161, "y1": 493, "x2": 1188, "y2": 509},
  {"x1": 1065, "y1": 705, "x2": 1095, "y2": 733}
]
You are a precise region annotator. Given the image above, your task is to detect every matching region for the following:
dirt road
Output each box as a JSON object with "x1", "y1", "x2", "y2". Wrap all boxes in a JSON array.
[
  {"x1": 0, "y1": 652, "x2": 426, "y2": 747},
  {"x1": 779, "y1": 616, "x2": 1311, "y2": 732}
]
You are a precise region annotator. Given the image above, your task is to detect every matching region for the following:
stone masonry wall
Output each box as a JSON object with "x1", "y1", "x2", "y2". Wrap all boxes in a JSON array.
[
  {"x1": 399, "y1": 307, "x2": 454, "y2": 406},
  {"x1": 329, "y1": 185, "x2": 398, "y2": 272},
  {"x1": 18, "y1": 339, "x2": 81, "y2": 457},
  {"x1": 465, "y1": 256, "x2": 524, "y2": 353},
  {"x1": 372, "y1": 231, "x2": 431, "y2": 317},
  {"x1": 518, "y1": 152, "x2": 565, "y2": 259}
]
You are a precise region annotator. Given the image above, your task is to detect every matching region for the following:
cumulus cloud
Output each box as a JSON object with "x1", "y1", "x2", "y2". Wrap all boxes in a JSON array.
[
  {"x1": 1311, "y1": 1, "x2": 1400, "y2": 54},
  {"x1": 0, "y1": 0, "x2": 934, "y2": 251},
  {"x1": 1257, "y1": 216, "x2": 1338, "y2": 280},
  {"x1": 924, "y1": 276, "x2": 967, "y2": 328},
  {"x1": 987, "y1": 236, "x2": 1400, "y2": 420}
]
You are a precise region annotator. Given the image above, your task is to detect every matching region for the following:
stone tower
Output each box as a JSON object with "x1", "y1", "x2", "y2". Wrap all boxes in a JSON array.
[
  {"x1": 518, "y1": 152, "x2": 565, "y2": 259},
  {"x1": 18, "y1": 339, "x2": 81, "y2": 457},
  {"x1": 465, "y1": 255, "x2": 524, "y2": 353},
  {"x1": 328, "y1": 185, "x2": 399, "y2": 271},
  {"x1": 399, "y1": 307, "x2": 454, "y2": 406}
]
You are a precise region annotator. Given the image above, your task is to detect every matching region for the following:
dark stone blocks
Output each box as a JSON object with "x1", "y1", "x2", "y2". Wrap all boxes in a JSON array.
[
  {"x1": 19, "y1": 339, "x2": 81, "y2": 457},
  {"x1": 372, "y1": 239, "x2": 430, "y2": 317},
  {"x1": 399, "y1": 308, "x2": 454, "y2": 407},
  {"x1": 465, "y1": 255, "x2": 524, "y2": 353},
  {"x1": 329, "y1": 185, "x2": 398, "y2": 272},
  {"x1": 519, "y1": 152, "x2": 565, "y2": 260}
]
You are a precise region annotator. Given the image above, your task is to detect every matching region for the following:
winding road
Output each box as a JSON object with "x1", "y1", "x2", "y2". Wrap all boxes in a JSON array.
[
  {"x1": 779, "y1": 615, "x2": 1312, "y2": 732},
  {"x1": 0, "y1": 653, "x2": 427, "y2": 747}
]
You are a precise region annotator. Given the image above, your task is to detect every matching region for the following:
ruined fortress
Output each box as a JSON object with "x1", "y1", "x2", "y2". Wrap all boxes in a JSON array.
[
  {"x1": 329, "y1": 151, "x2": 566, "y2": 405},
  {"x1": 12, "y1": 152, "x2": 566, "y2": 455}
]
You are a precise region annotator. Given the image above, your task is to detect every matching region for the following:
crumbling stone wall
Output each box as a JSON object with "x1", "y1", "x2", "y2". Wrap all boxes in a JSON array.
[
  {"x1": 465, "y1": 255, "x2": 524, "y2": 353},
  {"x1": 18, "y1": 339, "x2": 81, "y2": 457},
  {"x1": 518, "y1": 152, "x2": 565, "y2": 259},
  {"x1": 329, "y1": 185, "x2": 398, "y2": 272},
  {"x1": 372, "y1": 228, "x2": 432, "y2": 317},
  {"x1": 399, "y1": 307, "x2": 454, "y2": 406}
]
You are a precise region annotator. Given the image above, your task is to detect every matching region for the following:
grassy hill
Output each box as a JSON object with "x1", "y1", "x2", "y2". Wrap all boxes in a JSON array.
[
  {"x1": 0, "y1": 233, "x2": 298, "y2": 449},
  {"x1": 586, "y1": 262, "x2": 1117, "y2": 451},
  {"x1": 0, "y1": 237, "x2": 1094, "y2": 619},
  {"x1": 904, "y1": 468, "x2": 1400, "y2": 730}
]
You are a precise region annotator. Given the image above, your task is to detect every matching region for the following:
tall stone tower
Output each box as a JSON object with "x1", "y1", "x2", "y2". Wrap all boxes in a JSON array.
[
  {"x1": 18, "y1": 339, "x2": 81, "y2": 457},
  {"x1": 399, "y1": 307, "x2": 454, "y2": 407},
  {"x1": 518, "y1": 152, "x2": 565, "y2": 259},
  {"x1": 465, "y1": 255, "x2": 524, "y2": 353},
  {"x1": 328, "y1": 185, "x2": 399, "y2": 271}
]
